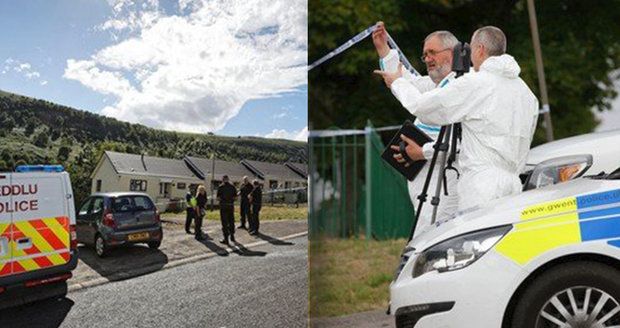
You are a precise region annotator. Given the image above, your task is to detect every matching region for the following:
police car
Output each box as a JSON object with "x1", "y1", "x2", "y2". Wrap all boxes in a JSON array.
[
  {"x1": 391, "y1": 164, "x2": 620, "y2": 327},
  {"x1": 0, "y1": 165, "x2": 78, "y2": 309}
]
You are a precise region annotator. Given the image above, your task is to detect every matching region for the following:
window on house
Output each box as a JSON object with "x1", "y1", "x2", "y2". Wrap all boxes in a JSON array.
[
  {"x1": 177, "y1": 182, "x2": 186, "y2": 190},
  {"x1": 96, "y1": 180, "x2": 102, "y2": 192},
  {"x1": 159, "y1": 182, "x2": 171, "y2": 197},
  {"x1": 269, "y1": 180, "x2": 278, "y2": 189},
  {"x1": 130, "y1": 179, "x2": 147, "y2": 192}
]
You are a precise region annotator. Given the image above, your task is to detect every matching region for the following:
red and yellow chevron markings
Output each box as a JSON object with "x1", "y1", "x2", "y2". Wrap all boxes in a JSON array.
[
  {"x1": 0, "y1": 216, "x2": 70, "y2": 277},
  {"x1": 0, "y1": 222, "x2": 10, "y2": 277}
]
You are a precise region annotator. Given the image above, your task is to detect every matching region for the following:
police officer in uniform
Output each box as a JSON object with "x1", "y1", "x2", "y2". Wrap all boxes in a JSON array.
[
  {"x1": 238, "y1": 176, "x2": 253, "y2": 230},
  {"x1": 195, "y1": 185, "x2": 208, "y2": 240},
  {"x1": 249, "y1": 180, "x2": 262, "y2": 235},
  {"x1": 185, "y1": 189, "x2": 196, "y2": 234},
  {"x1": 217, "y1": 175, "x2": 237, "y2": 244}
]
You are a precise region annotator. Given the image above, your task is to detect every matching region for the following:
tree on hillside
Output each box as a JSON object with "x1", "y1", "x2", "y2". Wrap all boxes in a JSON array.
[
  {"x1": 33, "y1": 130, "x2": 49, "y2": 148},
  {"x1": 57, "y1": 145, "x2": 72, "y2": 162}
]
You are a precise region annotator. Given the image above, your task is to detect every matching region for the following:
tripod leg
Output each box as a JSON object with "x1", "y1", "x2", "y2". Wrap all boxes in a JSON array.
[
  {"x1": 431, "y1": 125, "x2": 452, "y2": 225},
  {"x1": 408, "y1": 125, "x2": 448, "y2": 241}
]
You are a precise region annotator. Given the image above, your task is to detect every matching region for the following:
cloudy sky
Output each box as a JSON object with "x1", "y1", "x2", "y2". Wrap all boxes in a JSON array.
[{"x1": 0, "y1": 0, "x2": 308, "y2": 141}]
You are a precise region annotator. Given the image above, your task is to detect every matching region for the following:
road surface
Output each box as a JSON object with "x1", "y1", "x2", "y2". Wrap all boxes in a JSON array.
[{"x1": 0, "y1": 236, "x2": 308, "y2": 328}]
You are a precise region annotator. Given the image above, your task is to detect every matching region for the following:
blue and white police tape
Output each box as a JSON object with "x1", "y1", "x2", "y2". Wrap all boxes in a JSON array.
[{"x1": 308, "y1": 24, "x2": 420, "y2": 76}]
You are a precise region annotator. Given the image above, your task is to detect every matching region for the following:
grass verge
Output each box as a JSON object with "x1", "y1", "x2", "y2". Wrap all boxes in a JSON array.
[
  {"x1": 161, "y1": 205, "x2": 307, "y2": 222},
  {"x1": 309, "y1": 237, "x2": 406, "y2": 318}
]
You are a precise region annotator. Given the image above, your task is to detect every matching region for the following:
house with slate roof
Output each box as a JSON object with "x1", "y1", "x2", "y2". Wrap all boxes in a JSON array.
[
  {"x1": 240, "y1": 160, "x2": 308, "y2": 190},
  {"x1": 91, "y1": 151, "x2": 308, "y2": 209},
  {"x1": 184, "y1": 156, "x2": 258, "y2": 196},
  {"x1": 284, "y1": 162, "x2": 308, "y2": 180},
  {"x1": 90, "y1": 151, "x2": 203, "y2": 209}
]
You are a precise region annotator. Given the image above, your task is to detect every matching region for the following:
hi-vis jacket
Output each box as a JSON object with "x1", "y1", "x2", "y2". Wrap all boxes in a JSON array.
[{"x1": 390, "y1": 54, "x2": 539, "y2": 211}]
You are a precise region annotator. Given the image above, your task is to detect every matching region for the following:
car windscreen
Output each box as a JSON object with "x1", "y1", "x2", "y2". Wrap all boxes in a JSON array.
[
  {"x1": 608, "y1": 167, "x2": 620, "y2": 179},
  {"x1": 112, "y1": 196, "x2": 155, "y2": 213}
]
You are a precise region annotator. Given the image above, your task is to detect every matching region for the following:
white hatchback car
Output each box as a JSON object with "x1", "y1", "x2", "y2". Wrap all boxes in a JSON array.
[
  {"x1": 521, "y1": 129, "x2": 620, "y2": 190},
  {"x1": 391, "y1": 130, "x2": 620, "y2": 328}
]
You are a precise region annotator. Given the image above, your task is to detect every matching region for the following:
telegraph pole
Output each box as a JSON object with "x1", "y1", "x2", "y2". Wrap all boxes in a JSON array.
[{"x1": 527, "y1": 0, "x2": 554, "y2": 142}]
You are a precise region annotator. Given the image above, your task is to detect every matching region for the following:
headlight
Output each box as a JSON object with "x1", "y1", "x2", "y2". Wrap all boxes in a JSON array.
[
  {"x1": 524, "y1": 155, "x2": 592, "y2": 190},
  {"x1": 393, "y1": 246, "x2": 415, "y2": 280},
  {"x1": 412, "y1": 225, "x2": 512, "y2": 278}
]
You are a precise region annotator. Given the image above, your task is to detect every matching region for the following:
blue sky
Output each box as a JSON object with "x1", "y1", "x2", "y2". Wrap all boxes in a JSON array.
[{"x1": 0, "y1": 0, "x2": 308, "y2": 141}]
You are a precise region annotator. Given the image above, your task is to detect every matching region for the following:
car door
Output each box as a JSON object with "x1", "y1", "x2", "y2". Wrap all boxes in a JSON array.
[
  {"x1": 112, "y1": 195, "x2": 157, "y2": 230},
  {"x1": 76, "y1": 198, "x2": 93, "y2": 244},
  {"x1": 86, "y1": 197, "x2": 104, "y2": 242},
  {"x1": 11, "y1": 172, "x2": 70, "y2": 274},
  {"x1": 132, "y1": 196, "x2": 158, "y2": 228}
]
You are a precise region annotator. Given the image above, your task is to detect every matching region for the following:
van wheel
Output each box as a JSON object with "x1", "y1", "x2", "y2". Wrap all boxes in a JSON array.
[
  {"x1": 148, "y1": 241, "x2": 161, "y2": 249},
  {"x1": 95, "y1": 235, "x2": 107, "y2": 258},
  {"x1": 510, "y1": 261, "x2": 620, "y2": 328}
]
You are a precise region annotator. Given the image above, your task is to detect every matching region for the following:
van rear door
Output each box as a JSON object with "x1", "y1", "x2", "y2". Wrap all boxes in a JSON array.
[
  {"x1": 0, "y1": 173, "x2": 13, "y2": 277},
  {"x1": 9, "y1": 172, "x2": 71, "y2": 275}
]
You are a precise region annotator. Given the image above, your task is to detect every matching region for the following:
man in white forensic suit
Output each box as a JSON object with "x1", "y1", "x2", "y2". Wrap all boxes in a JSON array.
[
  {"x1": 372, "y1": 22, "x2": 460, "y2": 235},
  {"x1": 375, "y1": 26, "x2": 538, "y2": 214}
]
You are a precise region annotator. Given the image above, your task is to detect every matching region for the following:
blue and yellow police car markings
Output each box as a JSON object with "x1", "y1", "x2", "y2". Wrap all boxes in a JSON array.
[
  {"x1": 576, "y1": 189, "x2": 620, "y2": 209},
  {"x1": 607, "y1": 239, "x2": 620, "y2": 248},
  {"x1": 577, "y1": 190, "x2": 620, "y2": 242},
  {"x1": 496, "y1": 189, "x2": 620, "y2": 265}
]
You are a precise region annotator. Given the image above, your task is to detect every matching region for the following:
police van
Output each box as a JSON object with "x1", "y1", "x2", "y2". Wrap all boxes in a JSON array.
[
  {"x1": 0, "y1": 165, "x2": 78, "y2": 309},
  {"x1": 391, "y1": 164, "x2": 620, "y2": 327}
]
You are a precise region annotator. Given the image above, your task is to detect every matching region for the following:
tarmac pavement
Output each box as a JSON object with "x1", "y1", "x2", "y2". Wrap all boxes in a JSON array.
[
  {"x1": 69, "y1": 217, "x2": 307, "y2": 291},
  {"x1": 0, "y1": 236, "x2": 308, "y2": 328}
]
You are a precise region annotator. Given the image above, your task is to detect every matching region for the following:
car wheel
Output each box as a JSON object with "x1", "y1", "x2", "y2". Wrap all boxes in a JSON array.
[
  {"x1": 147, "y1": 240, "x2": 161, "y2": 249},
  {"x1": 95, "y1": 234, "x2": 108, "y2": 258},
  {"x1": 510, "y1": 261, "x2": 620, "y2": 328}
]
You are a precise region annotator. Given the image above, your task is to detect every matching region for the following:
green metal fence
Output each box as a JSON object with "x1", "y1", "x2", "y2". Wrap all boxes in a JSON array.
[{"x1": 309, "y1": 121, "x2": 415, "y2": 240}]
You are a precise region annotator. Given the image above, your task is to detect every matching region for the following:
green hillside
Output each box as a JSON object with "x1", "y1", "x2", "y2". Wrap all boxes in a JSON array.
[{"x1": 0, "y1": 89, "x2": 307, "y2": 204}]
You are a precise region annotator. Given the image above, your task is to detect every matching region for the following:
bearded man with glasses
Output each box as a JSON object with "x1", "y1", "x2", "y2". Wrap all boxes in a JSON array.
[{"x1": 372, "y1": 22, "x2": 460, "y2": 236}]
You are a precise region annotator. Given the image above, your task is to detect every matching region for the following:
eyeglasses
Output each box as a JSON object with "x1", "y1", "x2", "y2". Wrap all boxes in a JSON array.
[{"x1": 420, "y1": 48, "x2": 451, "y2": 61}]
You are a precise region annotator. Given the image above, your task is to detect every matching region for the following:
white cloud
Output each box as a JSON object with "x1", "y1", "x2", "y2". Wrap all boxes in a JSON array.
[
  {"x1": 265, "y1": 126, "x2": 307, "y2": 142},
  {"x1": 40, "y1": 80, "x2": 48, "y2": 86},
  {"x1": 3, "y1": 57, "x2": 44, "y2": 82},
  {"x1": 100, "y1": 19, "x2": 130, "y2": 31},
  {"x1": 64, "y1": 59, "x2": 135, "y2": 96},
  {"x1": 65, "y1": 0, "x2": 307, "y2": 133},
  {"x1": 273, "y1": 112, "x2": 287, "y2": 119}
]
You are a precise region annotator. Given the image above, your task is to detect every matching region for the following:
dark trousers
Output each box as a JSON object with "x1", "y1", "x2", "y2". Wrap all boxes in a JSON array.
[
  {"x1": 250, "y1": 203, "x2": 261, "y2": 233},
  {"x1": 240, "y1": 201, "x2": 250, "y2": 226},
  {"x1": 195, "y1": 208, "x2": 204, "y2": 237},
  {"x1": 185, "y1": 207, "x2": 195, "y2": 232},
  {"x1": 220, "y1": 205, "x2": 235, "y2": 238}
]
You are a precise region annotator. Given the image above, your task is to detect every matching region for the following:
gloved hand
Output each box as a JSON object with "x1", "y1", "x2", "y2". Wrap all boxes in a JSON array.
[
  {"x1": 390, "y1": 134, "x2": 424, "y2": 167},
  {"x1": 374, "y1": 63, "x2": 403, "y2": 88},
  {"x1": 372, "y1": 21, "x2": 390, "y2": 58}
]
